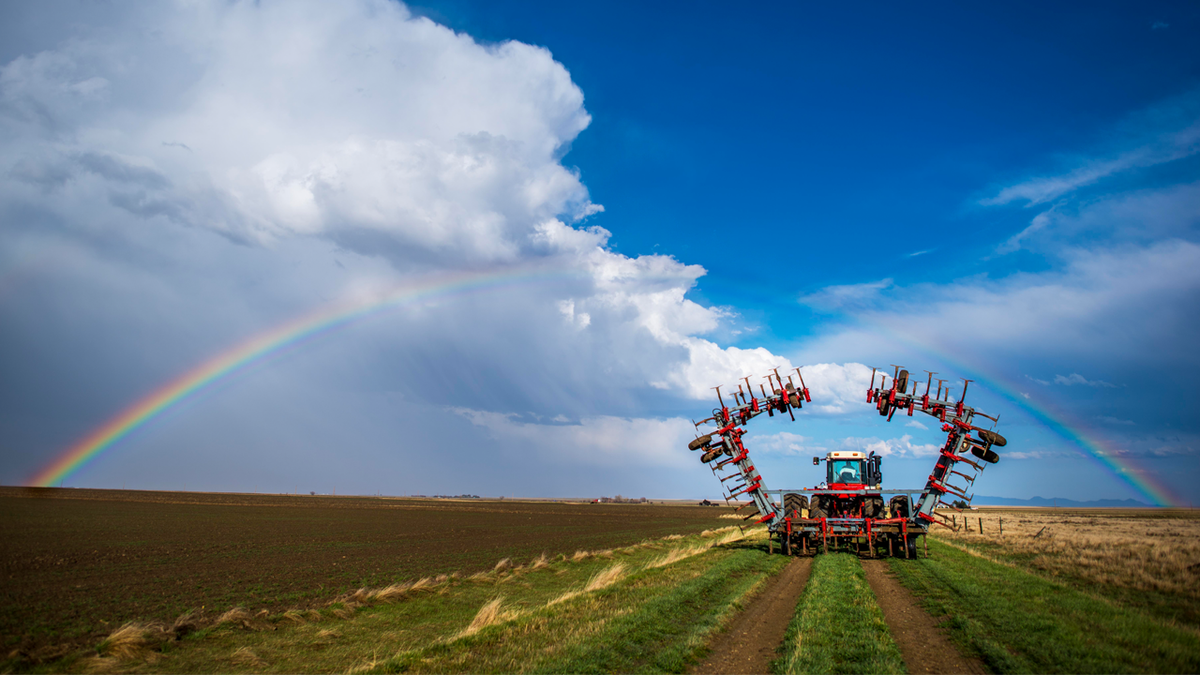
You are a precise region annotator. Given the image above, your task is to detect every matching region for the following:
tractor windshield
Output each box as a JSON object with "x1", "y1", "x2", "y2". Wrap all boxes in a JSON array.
[{"x1": 829, "y1": 459, "x2": 864, "y2": 484}]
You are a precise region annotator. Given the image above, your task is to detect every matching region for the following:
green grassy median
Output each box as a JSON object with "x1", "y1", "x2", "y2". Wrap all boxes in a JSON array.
[{"x1": 773, "y1": 553, "x2": 905, "y2": 675}]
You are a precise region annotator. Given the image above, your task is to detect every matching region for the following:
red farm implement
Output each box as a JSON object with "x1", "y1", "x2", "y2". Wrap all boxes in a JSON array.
[{"x1": 687, "y1": 366, "x2": 1007, "y2": 557}]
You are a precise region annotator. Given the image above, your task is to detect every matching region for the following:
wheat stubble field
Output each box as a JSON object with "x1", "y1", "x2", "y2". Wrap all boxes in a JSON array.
[{"x1": 3, "y1": 490, "x2": 1199, "y2": 674}]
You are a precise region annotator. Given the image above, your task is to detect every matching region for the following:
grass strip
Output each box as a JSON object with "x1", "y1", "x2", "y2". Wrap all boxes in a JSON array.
[
  {"x1": 372, "y1": 540, "x2": 787, "y2": 673},
  {"x1": 887, "y1": 538, "x2": 1200, "y2": 674},
  {"x1": 773, "y1": 553, "x2": 905, "y2": 675},
  {"x1": 531, "y1": 542, "x2": 786, "y2": 674}
]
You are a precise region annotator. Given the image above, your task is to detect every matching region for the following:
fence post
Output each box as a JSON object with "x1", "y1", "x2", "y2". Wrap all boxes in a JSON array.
[{"x1": 999, "y1": 516, "x2": 1004, "y2": 536}]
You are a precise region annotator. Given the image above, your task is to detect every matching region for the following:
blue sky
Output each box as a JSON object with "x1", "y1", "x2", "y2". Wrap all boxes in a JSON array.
[{"x1": 1, "y1": 1, "x2": 1197, "y2": 504}]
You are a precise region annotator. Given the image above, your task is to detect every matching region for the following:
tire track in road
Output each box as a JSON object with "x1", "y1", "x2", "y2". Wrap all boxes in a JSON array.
[
  {"x1": 861, "y1": 558, "x2": 985, "y2": 674},
  {"x1": 691, "y1": 556, "x2": 812, "y2": 675}
]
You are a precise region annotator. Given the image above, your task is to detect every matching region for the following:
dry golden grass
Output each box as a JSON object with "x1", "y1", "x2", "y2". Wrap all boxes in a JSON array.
[
  {"x1": 647, "y1": 545, "x2": 707, "y2": 569},
  {"x1": 230, "y1": 646, "x2": 266, "y2": 667},
  {"x1": 937, "y1": 508, "x2": 1200, "y2": 598},
  {"x1": 214, "y1": 607, "x2": 254, "y2": 628},
  {"x1": 584, "y1": 563, "x2": 628, "y2": 592},
  {"x1": 95, "y1": 623, "x2": 161, "y2": 660},
  {"x1": 460, "y1": 597, "x2": 511, "y2": 636},
  {"x1": 494, "y1": 557, "x2": 514, "y2": 572},
  {"x1": 530, "y1": 553, "x2": 550, "y2": 570}
]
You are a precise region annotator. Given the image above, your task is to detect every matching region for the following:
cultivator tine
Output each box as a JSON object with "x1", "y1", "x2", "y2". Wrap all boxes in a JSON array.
[
  {"x1": 795, "y1": 368, "x2": 811, "y2": 401},
  {"x1": 949, "y1": 468, "x2": 976, "y2": 484},
  {"x1": 951, "y1": 453, "x2": 985, "y2": 471},
  {"x1": 930, "y1": 510, "x2": 959, "y2": 530}
]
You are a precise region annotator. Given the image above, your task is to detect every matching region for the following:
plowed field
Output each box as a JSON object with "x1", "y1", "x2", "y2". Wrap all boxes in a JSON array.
[{"x1": 0, "y1": 487, "x2": 729, "y2": 659}]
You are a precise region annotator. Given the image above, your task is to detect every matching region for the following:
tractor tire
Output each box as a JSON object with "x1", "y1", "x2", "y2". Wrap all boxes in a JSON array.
[
  {"x1": 978, "y1": 429, "x2": 1007, "y2": 447},
  {"x1": 700, "y1": 449, "x2": 722, "y2": 464},
  {"x1": 889, "y1": 495, "x2": 911, "y2": 519},
  {"x1": 865, "y1": 496, "x2": 886, "y2": 519},
  {"x1": 688, "y1": 434, "x2": 713, "y2": 451},
  {"x1": 808, "y1": 496, "x2": 827, "y2": 520},
  {"x1": 784, "y1": 494, "x2": 808, "y2": 520}
]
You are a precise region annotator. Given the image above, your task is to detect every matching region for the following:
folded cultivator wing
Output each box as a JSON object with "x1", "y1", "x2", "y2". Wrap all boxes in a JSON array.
[{"x1": 687, "y1": 365, "x2": 1008, "y2": 558}]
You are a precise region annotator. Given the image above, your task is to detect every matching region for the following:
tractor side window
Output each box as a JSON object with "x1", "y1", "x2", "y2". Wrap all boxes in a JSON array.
[{"x1": 829, "y1": 460, "x2": 862, "y2": 483}]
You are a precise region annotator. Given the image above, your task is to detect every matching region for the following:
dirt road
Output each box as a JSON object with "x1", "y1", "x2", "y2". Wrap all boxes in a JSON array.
[
  {"x1": 691, "y1": 556, "x2": 813, "y2": 674},
  {"x1": 861, "y1": 558, "x2": 985, "y2": 674}
]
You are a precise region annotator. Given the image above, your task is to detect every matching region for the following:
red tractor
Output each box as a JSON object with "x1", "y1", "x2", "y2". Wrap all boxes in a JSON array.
[{"x1": 688, "y1": 366, "x2": 1006, "y2": 557}]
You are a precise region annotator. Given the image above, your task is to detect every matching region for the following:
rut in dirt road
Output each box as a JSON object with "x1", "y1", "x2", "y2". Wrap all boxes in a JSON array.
[
  {"x1": 861, "y1": 559, "x2": 985, "y2": 674},
  {"x1": 691, "y1": 556, "x2": 812, "y2": 675}
]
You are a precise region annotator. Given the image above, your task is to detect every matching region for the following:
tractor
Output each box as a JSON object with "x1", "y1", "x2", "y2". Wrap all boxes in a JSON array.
[{"x1": 687, "y1": 366, "x2": 1007, "y2": 558}]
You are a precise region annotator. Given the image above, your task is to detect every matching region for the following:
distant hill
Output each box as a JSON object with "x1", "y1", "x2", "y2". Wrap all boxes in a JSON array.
[{"x1": 972, "y1": 495, "x2": 1153, "y2": 508}]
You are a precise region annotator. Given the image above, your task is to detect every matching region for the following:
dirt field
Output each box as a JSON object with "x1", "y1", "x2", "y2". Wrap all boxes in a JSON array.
[{"x1": 0, "y1": 487, "x2": 730, "y2": 660}]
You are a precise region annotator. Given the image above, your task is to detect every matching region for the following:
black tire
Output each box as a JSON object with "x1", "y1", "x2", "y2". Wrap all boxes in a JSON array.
[
  {"x1": 978, "y1": 430, "x2": 1007, "y2": 447},
  {"x1": 971, "y1": 445, "x2": 1001, "y2": 464},
  {"x1": 688, "y1": 434, "x2": 713, "y2": 451},
  {"x1": 889, "y1": 495, "x2": 910, "y2": 519},
  {"x1": 879, "y1": 398, "x2": 891, "y2": 416},
  {"x1": 781, "y1": 535, "x2": 791, "y2": 556},
  {"x1": 896, "y1": 369, "x2": 909, "y2": 394},
  {"x1": 865, "y1": 496, "x2": 885, "y2": 519},
  {"x1": 700, "y1": 449, "x2": 722, "y2": 464},
  {"x1": 783, "y1": 493, "x2": 807, "y2": 519},
  {"x1": 905, "y1": 536, "x2": 919, "y2": 559},
  {"x1": 809, "y1": 496, "x2": 827, "y2": 520}
]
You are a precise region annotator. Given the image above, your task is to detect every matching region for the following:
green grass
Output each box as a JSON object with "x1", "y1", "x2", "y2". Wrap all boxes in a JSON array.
[
  {"x1": 374, "y1": 540, "x2": 788, "y2": 674},
  {"x1": 773, "y1": 553, "x2": 906, "y2": 675},
  {"x1": 887, "y1": 538, "x2": 1200, "y2": 674}
]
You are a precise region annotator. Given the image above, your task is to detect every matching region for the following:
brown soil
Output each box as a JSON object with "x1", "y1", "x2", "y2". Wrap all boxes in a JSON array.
[
  {"x1": 692, "y1": 556, "x2": 812, "y2": 675},
  {"x1": 861, "y1": 559, "x2": 984, "y2": 674},
  {"x1": 0, "y1": 487, "x2": 729, "y2": 661}
]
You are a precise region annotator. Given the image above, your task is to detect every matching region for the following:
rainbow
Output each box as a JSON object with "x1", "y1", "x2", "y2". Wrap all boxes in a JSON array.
[
  {"x1": 29, "y1": 264, "x2": 572, "y2": 488},
  {"x1": 33, "y1": 268, "x2": 1181, "y2": 507},
  {"x1": 873, "y1": 326, "x2": 1180, "y2": 507}
]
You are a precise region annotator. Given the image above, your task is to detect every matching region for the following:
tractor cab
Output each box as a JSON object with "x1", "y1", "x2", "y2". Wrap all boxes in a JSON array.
[{"x1": 814, "y1": 450, "x2": 882, "y2": 489}]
